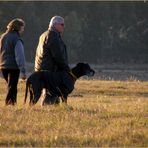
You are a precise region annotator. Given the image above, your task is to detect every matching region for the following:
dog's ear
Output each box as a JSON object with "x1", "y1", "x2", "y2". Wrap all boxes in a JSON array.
[
  {"x1": 76, "y1": 63, "x2": 84, "y2": 67},
  {"x1": 76, "y1": 63, "x2": 90, "y2": 69}
]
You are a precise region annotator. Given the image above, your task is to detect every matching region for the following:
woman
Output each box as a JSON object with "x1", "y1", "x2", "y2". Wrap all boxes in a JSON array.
[{"x1": 0, "y1": 18, "x2": 26, "y2": 105}]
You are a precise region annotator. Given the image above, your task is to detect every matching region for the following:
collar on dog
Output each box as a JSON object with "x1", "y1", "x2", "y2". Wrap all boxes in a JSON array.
[{"x1": 69, "y1": 71, "x2": 77, "y2": 81}]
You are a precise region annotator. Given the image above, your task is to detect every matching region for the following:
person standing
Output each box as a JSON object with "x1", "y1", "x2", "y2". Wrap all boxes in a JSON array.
[
  {"x1": 35, "y1": 16, "x2": 70, "y2": 105},
  {"x1": 0, "y1": 18, "x2": 26, "y2": 105}
]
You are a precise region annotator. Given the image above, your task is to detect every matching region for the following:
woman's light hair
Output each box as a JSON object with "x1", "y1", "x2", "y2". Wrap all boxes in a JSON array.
[
  {"x1": 7, "y1": 18, "x2": 25, "y2": 32},
  {"x1": 49, "y1": 16, "x2": 64, "y2": 29}
]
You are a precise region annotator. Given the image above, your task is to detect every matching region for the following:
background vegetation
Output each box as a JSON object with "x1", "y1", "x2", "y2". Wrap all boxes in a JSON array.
[{"x1": 0, "y1": 1, "x2": 148, "y2": 64}]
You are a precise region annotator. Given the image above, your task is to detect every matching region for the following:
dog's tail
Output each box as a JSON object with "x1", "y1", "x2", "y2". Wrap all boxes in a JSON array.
[{"x1": 24, "y1": 80, "x2": 29, "y2": 105}]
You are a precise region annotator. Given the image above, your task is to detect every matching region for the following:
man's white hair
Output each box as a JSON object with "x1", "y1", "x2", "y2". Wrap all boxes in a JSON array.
[{"x1": 49, "y1": 16, "x2": 64, "y2": 28}]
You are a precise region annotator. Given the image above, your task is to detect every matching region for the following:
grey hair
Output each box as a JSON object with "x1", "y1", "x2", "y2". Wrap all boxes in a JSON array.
[{"x1": 49, "y1": 16, "x2": 64, "y2": 29}]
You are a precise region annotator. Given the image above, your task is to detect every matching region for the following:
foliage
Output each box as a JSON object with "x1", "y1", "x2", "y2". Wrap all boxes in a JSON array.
[{"x1": 0, "y1": 1, "x2": 148, "y2": 64}]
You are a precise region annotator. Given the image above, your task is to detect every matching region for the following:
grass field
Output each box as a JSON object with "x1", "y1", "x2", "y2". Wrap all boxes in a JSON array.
[{"x1": 0, "y1": 78, "x2": 148, "y2": 147}]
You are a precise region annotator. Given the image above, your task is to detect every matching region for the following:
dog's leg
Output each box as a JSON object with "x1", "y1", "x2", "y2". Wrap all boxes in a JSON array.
[
  {"x1": 32, "y1": 94, "x2": 41, "y2": 105},
  {"x1": 29, "y1": 81, "x2": 43, "y2": 106},
  {"x1": 32, "y1": 86, "x2": 42, "y2": 105},
  {"x1": 24, "y1": 80, "x2": 29, "y2": 104},
  {"x1": 29, "y1": 92, "x2": 41, "y2": 106},
  {"x1": 56, "y1": 87, "x2": 67, "y2": 104},
  {"x1": 29, "y1": 86, "x2": 34, "y2": 106},
  {"x1": 42, "y1": 94, "x2": 60, "y2": 106},
  {"x1": 61, "y1": 95, "x2": 67, "y2": 104}
]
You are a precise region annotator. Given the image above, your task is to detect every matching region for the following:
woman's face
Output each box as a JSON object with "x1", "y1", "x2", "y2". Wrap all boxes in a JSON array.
[{"x1": 18, "y1": 25, "x2": 25, "y2": 35}]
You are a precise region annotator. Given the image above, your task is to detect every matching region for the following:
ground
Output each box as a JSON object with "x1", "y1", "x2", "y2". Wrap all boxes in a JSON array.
[{"x1": 0, "y1": 75, "x2": 148, "y2": 146}]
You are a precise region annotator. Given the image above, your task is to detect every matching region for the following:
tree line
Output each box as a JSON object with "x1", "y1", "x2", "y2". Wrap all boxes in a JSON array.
[{"x1": 0, "y1": 1, "x2": 148, "y2": 64}]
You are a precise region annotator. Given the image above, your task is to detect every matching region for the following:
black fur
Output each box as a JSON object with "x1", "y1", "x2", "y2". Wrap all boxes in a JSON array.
[{"x1": 24, "y1": 63, "x2": 95, "y2": 106}]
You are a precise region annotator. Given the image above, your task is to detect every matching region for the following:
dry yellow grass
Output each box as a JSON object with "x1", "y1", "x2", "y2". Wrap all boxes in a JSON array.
[{"x1": 0, "y1": 78, "x2": 148, "y2": 147}]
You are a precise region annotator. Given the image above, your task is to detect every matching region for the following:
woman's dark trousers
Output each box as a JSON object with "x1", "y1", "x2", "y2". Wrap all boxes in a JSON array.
[{"x1": 1, "y1": 69, "x2": 20, "y2": 105}]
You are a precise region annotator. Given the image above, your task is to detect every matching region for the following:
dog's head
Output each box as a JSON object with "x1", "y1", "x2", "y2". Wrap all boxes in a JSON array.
[{"x1": 72, "y1": 63, "x2": 95, "y2": 78}]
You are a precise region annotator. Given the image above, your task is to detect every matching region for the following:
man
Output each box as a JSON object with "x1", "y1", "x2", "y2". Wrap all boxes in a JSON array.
[
  {"x1": 35, "y1": 16, "x2": 70, "y2": 105},
  {"x1": 0, "y1": 18, "x2": 26, "y2": 105}
]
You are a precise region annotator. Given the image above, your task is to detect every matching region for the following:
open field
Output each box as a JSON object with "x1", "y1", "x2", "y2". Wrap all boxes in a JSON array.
[{"x1": 0, "y1": 78, "x2": 148, "y2": 147}]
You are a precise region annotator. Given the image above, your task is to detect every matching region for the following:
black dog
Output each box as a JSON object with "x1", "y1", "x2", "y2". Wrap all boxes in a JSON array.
[{"x1": 24, "y1": 63, "x2": 95, "y2": 105}]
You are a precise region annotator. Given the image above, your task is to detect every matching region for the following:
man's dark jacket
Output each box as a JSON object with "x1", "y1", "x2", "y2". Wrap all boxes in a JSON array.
[{"x1": 35, "y1": 29, "x2": 69, "y2": 72}]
